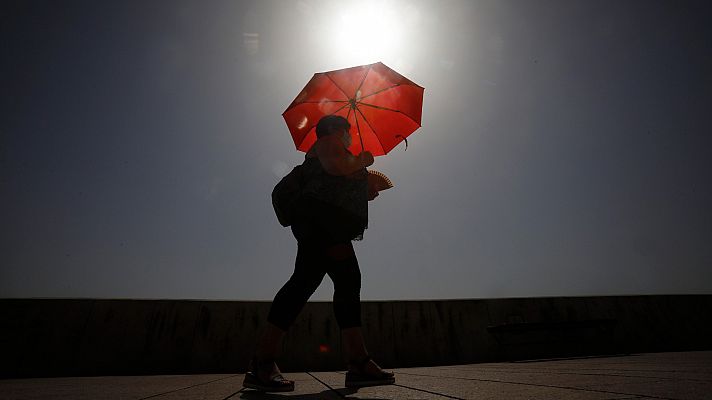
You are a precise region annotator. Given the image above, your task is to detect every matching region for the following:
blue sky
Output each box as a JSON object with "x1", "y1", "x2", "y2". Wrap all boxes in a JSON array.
[{"x1": 2, "y1": 0, "x2": 711, "y2": 300}]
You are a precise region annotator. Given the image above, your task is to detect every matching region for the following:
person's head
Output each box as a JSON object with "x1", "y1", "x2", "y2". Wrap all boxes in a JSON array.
[{"x1": 316, "y1": 115, "x2": 351, "y2": 146}]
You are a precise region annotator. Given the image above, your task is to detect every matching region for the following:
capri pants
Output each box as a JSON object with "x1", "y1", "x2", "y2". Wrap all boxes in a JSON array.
[{"x1": 267, "y1": 200, "x2": 363, "y2": 331}]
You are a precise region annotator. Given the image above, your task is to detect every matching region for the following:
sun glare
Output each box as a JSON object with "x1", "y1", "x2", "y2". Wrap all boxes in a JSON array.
[{"x1": 327, "y1": 1, "x2": 407, "y2": 66}]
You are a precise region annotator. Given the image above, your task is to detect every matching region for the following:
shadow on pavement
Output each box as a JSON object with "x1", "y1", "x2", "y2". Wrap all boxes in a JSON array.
[{"x1": 240, "y1": 387, "x2": 386, "y2": 400}]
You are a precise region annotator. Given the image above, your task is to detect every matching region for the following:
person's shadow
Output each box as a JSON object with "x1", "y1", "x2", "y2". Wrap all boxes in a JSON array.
[{"x1": 240, "y1": 387, "x2": 387, "y2": 400}]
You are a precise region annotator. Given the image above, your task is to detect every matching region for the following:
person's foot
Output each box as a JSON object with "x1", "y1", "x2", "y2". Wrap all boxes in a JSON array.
[
  {"x1": 350, "y1": 358, "x2": 385, "y2": 375},
  {"x1": 345, "y1": 355, "x2": 395, "y2": 388},
  {"x1": 242, "y1": 356, "x2": 295, "y2": 392}
]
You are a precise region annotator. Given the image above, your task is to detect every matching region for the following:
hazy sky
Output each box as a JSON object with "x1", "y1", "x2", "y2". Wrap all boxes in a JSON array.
[{"x1": 2, "y1": 0, "x2": 711, "y2": 301}]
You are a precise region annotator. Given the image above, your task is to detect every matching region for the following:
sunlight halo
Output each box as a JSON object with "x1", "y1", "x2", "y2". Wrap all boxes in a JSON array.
[{"x1": 322, "y1": 0, "x2": 415, "y2": 67}]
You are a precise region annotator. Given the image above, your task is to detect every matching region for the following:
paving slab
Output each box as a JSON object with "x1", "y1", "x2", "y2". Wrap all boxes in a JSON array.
[
  {"x1": 146, "y1": 375, "x2": 246, "y2": 400},
  {"x1": 388, "y1": 371, "x2": 626, "y2": 400},
  {"x1": 311, "y1": 371, "x2": 443, "y2": 399},
  {"x1": 0, "y1": 374, "x2": 239, "y2": 400},
  {"x1": 582, "y1": 380, "x2": 712, "y2": 400},
  {"x1": 238, "y1": 372, "x2": 341, "y2": 399},
  {"x1": 397, "y1": 366, "x2": 665, "y2": 395},
  {"x1": 0, "y1": 351, "x2": 710, "y2": 399},
  {"x1": 437, "y1": 365, "x2": 712, "y2": 385}
]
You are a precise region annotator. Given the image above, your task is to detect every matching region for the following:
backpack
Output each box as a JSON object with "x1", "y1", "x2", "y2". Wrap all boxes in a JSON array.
[{"x1": 271, "y1": 164, "x2": 305, "y2": 227}]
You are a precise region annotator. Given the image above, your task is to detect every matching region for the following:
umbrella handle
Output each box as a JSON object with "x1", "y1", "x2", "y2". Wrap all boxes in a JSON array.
[{"x1": 396, "y1": 135, "x2": 408, "y2": 151}]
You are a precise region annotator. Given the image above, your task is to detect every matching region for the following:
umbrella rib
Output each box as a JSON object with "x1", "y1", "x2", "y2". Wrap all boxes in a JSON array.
[
  {"x1": 357, "y1": 102, "x2": 421, "y2": 127},
  {"x1": 332, "y1": 101, "x2": 350, "y2": 115},
  {"x1": 357, "y1": 102, "x2": 402, "y2": 112},
  {"x1": 324, "y1": 73, "x2": 351, "y2": 99},
  {"x1": 353, "y1": 64, "x2": 373, "y2": 99},
  {"x1": 298, "y1": 100, "x2": 348, "y2": 104},
  {"x1": 358, "y1": 84, "x2": 401, "y2": 101},
  {"x1": 355, "y1": 106, "x2": 386, "y2": 155}
]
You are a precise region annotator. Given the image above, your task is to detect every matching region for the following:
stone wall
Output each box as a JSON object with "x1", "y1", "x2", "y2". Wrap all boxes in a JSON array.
[{"x1": 1, "y1": 295, "x2": 710, "y2": 378}]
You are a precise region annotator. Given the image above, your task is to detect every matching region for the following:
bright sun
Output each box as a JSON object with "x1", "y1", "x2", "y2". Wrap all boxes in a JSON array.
[{"x1": 327, "y1": 1, "x2": 407, "y2": 66}]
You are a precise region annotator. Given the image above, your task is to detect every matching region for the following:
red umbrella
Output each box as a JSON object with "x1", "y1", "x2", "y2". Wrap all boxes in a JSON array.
[{"x1": 283, "y1": 62, "x2": 424, "y2": 156}]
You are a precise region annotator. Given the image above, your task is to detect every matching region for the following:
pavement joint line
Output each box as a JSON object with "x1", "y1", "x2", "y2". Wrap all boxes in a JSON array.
[
  {"x1": 309, "y1": 371, "x2": 463, "y2": 400},
  {"x1": 531, "y1": 368, "x2": 699, "y2": 373},
  {"x1": 222, "y1": 387, "x2": 246, "y2": 399},
  {"x1": 136, "y1": 374, "x2": 242, "y2": 400},
  {"x1": 509, "y1": 354, "x2": 635, "y2": 363},
  {"x1": 396, "y1": 372, "x2": 678, "y2": 400},
  {"x1": 601, "y1": 397, "x2": 645, "y2": 400},
  {"x1": 434, "y1": 364, "x2": 687, "y2": 373},
  {"x1": 439, "y1": 366, "x2": 710, "y2": 377},
  {"x1": 436, "y1": 366, "x2": 712, "y2": 383},
  {"x1": 391, "y1": 383, "x2": 466, "y2": 400},
  {"x1": 306, "y1": 371, "x2": 347, "y2": 399},
  {"x1": 622, "y1": 397, "x2": 655, "y2": 400}
]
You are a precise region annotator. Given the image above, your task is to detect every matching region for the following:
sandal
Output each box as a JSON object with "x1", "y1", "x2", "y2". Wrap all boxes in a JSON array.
[
  {"x1": 345, "y1": 354, "x2": 395, "y2": 388},
  {"x1": 242, "y1": 356, "x2": 295, "y2": 392}
]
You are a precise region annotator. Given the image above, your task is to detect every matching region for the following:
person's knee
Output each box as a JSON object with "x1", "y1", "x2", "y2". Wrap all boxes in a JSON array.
[
  {"x1": 333, "y1": 271, "x2": 361, "y2": 298},
  {"x1": 269, "y1": 277, "x2": 322, "y2": 331},
  {"x1": 333, "y1": 276, "x2": 361, "y2": 303},
  {"x1": 326, "y1": 243, "x2": 355, "y2": 261},
  {"x1": 334, "y1": 289, "x2": 360, "y2": 305},
  {"x1": 274, "y1": 277, "x2": 305, "y2": 302},
  {"x1": 284, "y1": 270, "x2": 324, "y2": 297}
]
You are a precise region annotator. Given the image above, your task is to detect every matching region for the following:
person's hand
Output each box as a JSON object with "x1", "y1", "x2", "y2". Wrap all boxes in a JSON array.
[
  {"x1": 368, "y1": 190, "x2": 380, "y2": 201},
  {"x1": 358, "y1": 151, "x2": 374, "y2": 167}
]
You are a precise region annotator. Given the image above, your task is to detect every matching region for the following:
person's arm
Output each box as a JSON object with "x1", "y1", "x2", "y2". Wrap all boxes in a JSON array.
[{"x1": 315, "y1": 135, "x2": 374, "y2": 176}]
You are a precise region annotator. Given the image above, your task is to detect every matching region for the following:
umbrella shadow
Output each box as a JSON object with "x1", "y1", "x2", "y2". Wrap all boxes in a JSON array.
[{"x1": 240, "y1": 387, "x2": 387, "y2": 400}]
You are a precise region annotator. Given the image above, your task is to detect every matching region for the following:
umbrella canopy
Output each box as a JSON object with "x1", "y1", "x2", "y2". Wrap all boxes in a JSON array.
[{"x1": 283, "y1": 62, "x2": 424, "y2": 156}]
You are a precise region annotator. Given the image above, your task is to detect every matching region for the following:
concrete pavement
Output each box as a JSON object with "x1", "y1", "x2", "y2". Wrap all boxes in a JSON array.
[{"x1": 1, "y1": 351, "x2": 710, "y2": 399}]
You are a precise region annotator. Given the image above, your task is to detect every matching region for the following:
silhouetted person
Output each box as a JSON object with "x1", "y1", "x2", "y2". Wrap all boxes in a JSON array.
[{"x1": 243, "y1": 115, "x2": 394, "y2": 392}]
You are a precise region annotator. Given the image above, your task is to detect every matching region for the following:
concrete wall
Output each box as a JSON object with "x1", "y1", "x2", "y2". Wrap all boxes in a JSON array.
[{"x1": 1, "y1": 295, "x2": 711, "y2": 378}]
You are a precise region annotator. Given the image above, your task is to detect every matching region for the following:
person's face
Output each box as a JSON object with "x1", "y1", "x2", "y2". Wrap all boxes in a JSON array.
[{"x1": 340, "y1": 127, "x2": 352, "y2": 147}]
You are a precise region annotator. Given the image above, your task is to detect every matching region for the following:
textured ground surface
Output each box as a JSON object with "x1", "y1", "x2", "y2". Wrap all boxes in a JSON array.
[{"x1": 2, "y1": 351, "x2": 710, "y2": 399}]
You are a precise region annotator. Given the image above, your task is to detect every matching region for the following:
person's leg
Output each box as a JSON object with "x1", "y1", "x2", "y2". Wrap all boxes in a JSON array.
[
  {"x1": 255, "y1": 322, "x2": 286, "y2": 361},
  {"x1": 327, "y1": 242, "x2": 362, "y2": 332},
  {"x1": 266, "y1": 243, "x2": 326, "y2": 333},
  {"x1": 341, "y1": 326, "x2": 368, "y2": 360},
  {"x1": 246, "y1": 322, "x2": 292, "y2": 391},
  {"x1": 325, "y1": 242, "x2": 391, "y2": 379},
  {"x1": 341, "y1": 327, "x2": 390, "y2": 375},
  {"x1": 251, "y1": 242, "x2": 325, "y2": 383}
]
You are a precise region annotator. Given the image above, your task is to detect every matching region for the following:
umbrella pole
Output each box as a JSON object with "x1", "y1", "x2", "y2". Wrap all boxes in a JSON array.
[{"x1": 354, "y1": 111, "x2": 365, "y2": 153}]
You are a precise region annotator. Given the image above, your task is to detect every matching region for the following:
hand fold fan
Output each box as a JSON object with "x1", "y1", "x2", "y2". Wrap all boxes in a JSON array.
[{"x1": 367, "y1": 170, "x2": 393, "y2": 195}]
